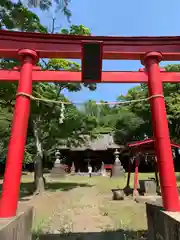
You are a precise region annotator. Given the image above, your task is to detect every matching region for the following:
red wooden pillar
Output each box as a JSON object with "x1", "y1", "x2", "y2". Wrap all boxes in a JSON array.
[
  {"x1": 133, "y1": 157, "x2": 139, "y2": 197},
  {"x1": 144, "y1": 52, "x2": 180, "y2": 211},
  {"x1": 0, "y1": 49, "x2": 38, "y2": 218}
]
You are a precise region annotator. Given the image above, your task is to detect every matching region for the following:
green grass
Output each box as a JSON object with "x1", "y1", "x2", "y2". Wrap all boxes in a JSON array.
[{"x1": 19, "y1": 172, "x2": 180, "y2": 239}]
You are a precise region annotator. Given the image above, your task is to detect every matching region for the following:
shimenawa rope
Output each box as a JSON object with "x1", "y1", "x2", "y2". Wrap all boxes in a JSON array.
[
  {"x1": 16, "y1": 92, "x2": 164, "y2": 124},
  {"x1": 16, "y1": 92, "x2": 164, "y2": 105}
]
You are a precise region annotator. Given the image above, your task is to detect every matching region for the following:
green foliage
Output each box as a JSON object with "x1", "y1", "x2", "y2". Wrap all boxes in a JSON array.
[
  {"x1": 165, "y1": 64, "x2": 180, "y2": 72},
  {"x1": 114, "y1": 109, "x2": 145, "y2": 144},
  {"x1": 46, "y1": 25, "x2": 96, "y2": 92},
  {"x1": 1, "y1": 1, "x2": 180, "y2": 169},
  {"x1": 113, "y1": 64, "x2": 180, "y2": 144},
  {"x1": 0, "y1": 1, "x2": 47, "y2": 32},
  {"x1": 80, "y1": 101, "x2": 118, "y2": 136},
  {"x1": 0, "y1": 3, "x2": 96, "y2": 166},
  {"x1": 0, "y1": 107, "x2": 12, "y2": 160},
  {"x1": 61, "y1": 24, "x2": 91, "y2": 36},
  {"x1": 79, "y1": 64, "x2": 180, "y2": 145},
  {"x1": 25, "y1": 0, "x2": 71, "y2": 21},
  {"x1": 0, "y1": 1, "x2": 47, "y2": 75}
]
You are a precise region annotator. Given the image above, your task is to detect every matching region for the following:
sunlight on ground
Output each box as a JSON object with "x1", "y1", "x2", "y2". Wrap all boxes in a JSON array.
[{"x1": 15, "y1": 172, "x2": 180, "y2": 239}]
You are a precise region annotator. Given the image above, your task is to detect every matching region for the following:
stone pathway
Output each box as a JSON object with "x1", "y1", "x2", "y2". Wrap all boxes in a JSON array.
[
  {"x1": 29, "y1": 177, "x2": 148, "y2": 240},
  {"x1": 42, "y1": 186, "x2": 113, "y2": 235}
]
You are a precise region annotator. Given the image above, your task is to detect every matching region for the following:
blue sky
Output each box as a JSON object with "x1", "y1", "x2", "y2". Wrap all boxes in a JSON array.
[{"x1": 32, "y1": 0, "x2": 180, "y2": 102}]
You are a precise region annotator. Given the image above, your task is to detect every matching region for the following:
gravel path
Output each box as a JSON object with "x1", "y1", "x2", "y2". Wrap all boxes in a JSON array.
[{"x1": 42, "y1": 186, "x2": 114, "y2": 235}]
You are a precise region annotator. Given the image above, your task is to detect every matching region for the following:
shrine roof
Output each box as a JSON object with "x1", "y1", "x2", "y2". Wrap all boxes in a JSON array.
[{"x1": 60, "y1": 134, "x2": 123, "y2": 151}]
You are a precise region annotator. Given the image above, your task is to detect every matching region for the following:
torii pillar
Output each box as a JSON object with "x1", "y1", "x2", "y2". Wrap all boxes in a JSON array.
[
  {"x1": 143, "y1": 52, "x2": 180, "y2": 211},
  {"x1": 0, "y1": 49, "x2": 38, "y2": 218}
]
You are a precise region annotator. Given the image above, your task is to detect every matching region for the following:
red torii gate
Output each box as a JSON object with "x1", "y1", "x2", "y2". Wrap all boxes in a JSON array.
[
  {"x1": 0, "y1": 30, "x2": 180, "y2": 218},
  {"x1": 125, "y1": 138, "x2": 180, "y2": 197}
]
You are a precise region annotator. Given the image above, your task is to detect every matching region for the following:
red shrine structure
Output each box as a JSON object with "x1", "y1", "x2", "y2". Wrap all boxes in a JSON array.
[
  {"x1": 124, "y1": 138, "x2": 180, "y2": 197},
  {"x1": 1, "y1": 30, "x2": 180, "y2": 218}
]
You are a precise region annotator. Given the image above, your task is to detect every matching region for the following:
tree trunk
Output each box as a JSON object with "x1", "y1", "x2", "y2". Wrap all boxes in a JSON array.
[
  {"x1": 175, "y1": 148, "x2": 180, "y2": 171},
  {"x1": 33, "y1": 119, "x2": 45, "y2": 195}
]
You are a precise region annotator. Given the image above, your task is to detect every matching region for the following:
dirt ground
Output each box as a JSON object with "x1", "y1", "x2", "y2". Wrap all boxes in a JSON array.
[{"x1": 20, "y1": 174, "x2": 149, "y2": 239}]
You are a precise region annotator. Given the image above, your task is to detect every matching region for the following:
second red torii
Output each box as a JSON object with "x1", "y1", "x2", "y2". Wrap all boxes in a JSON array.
[
  {"x1": 125, "y1": 138, "x2": 180, "y2": 198},
  {"x1": 128, "y1": 138, "x2": 180, "y2": 151}
]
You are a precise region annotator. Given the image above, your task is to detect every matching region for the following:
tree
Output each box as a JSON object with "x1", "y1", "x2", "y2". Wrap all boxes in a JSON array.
[
  {"x1": 113, "y1": 64, "x2": 180, "y2": 145},
  {"x1": 0, "y1": 0, "x2": 71, "y2": 23},
  {"x1": 0, "y1": 2, "x2": 48, "y2": 190},
  {"x1": 26, "y1": 0, "x2": 71, "y2": 21},
  {"x1": 46, "y1": 24, "x2": 96, "y2": 92},
  {"x1": 113, "y1": 85, "x2": 152, "y2": 144},
  {"x1": 163, "y1": 64, "x2": 180, "y2": 143},
  {"x1": 27, "y1": 82, "x2": 92, "y2": 194},
  {"x1": 30, "y1": 24, "x2": 96, "y2": 194},
  {"x1": 80, "y1": 100, "x2": 119, "y2": 135},
  {"x1": 0, "y1": 107, "x2": 12, "y2": 162},
  {"x1": 0, "y1": 3, "x2": 96, "y2": 193},
  {"x1": 0, "y1": 1, "x2": 48, "y2": 79},
  {"x1": 0, "y1": 1, "x2": 48, "y2": 31},
  {"x1": 114, "y1": 108, "x2": 145, "y2": 144}
]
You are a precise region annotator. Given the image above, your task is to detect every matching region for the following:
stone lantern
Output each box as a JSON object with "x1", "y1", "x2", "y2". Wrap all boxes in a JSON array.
[
  {"x1": 50, "y1": 148, "x2": 65, "y2": 178},
  {"x1": 112, "y1": 148, "x2": 125, "y2": 177},
  {"x1": 101, "y1": 161, "x2": 107, "y2": 177},
  {"x1": 71, "y1": 161, "x2": 75, "y2": 174},
  {"x1": 54, "y1": 149, "x2": 61, "y2": 166},
  {"x1": 114, "y1": 149, "x2": 120, "y2": 165}
]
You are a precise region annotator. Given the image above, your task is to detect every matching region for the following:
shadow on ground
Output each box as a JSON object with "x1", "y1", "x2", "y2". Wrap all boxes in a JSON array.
[
  {"x1": 18, "y1": 181, "x2": 93, "y2": 198},
  {"x1": 45, "y1": 182, "x2": 93, "y2": 192},
  {"x1": 33, "y1": 230, "x2": 147, "y2": 240}
]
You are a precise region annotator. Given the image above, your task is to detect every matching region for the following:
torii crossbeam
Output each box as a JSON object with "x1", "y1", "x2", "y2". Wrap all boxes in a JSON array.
[
  {"x1": 0, "y1": 30, "x2": 180, "y2": 218},
  {"x1": 1, "y1": 69, "x2": 180, "y2": 83}
]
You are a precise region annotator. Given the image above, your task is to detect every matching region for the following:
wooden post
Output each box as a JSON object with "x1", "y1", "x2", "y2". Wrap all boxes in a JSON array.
[
  {"x1": 133, "y1": 157, "x2": 139, "y2": 198},
  {"x1": 0, "y1": 49, "x2": 38, "y2": 217}
]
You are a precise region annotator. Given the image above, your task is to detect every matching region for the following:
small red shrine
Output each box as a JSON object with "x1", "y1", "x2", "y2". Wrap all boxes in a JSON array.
[{"x1": 124, "y1": 138, "x2": 180, "y2": 198}]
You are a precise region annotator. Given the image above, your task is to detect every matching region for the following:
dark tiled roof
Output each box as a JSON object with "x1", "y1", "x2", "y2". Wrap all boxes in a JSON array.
[{"x1": 60, "y1": 134, "x2": 123, "y2": 151}]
